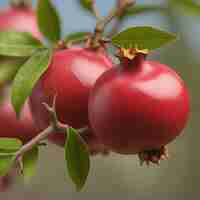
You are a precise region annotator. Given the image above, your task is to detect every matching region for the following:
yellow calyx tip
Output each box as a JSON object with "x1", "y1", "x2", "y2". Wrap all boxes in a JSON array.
[{"x1": 119, "y1": 48, "x2": 149, "y2": 60}]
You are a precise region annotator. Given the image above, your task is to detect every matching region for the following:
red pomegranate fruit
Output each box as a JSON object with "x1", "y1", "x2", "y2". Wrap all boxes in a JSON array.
[
  {"x1": 29, "y1": 48, "x2": 113, "y2": 153},
  {"x1": 0, "y1": 98, "x2": 38, "y2": 144},
  {"x1": 88, "y1": 53, "x2": 190, "y2": 163},
  {"x1": 0, "y1": 5, "x2": 42, "y2": 39}
]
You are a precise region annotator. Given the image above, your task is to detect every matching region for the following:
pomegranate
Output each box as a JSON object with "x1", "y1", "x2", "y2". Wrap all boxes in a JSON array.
[
  {"x1": 0, "y1": 99, "x2": 38, "y2": 144},
  {"x1": 0, "y1": 5, "x2": 42, "y2": 39},
  {"x1": 29, "y1": 48, "x2": 112, "y2": 153},
  {"x1": 0, "y1": 4, "x2": 42, "y2": 87},
  {"x1": 88, "y1": 53, "x2": 190, "y2": 163}
]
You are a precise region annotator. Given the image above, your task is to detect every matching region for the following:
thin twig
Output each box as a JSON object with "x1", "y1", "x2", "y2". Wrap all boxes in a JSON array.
[
  {"x1": 90, "y1": 0, "x2": 136, "y2": 48},
  {"x1": 92, "y1": 0, "x2": 101, "y2": 20},
  {"x1": 14, "y1": 97, "x2": 89, "y2": 161},
  {"x1": 15, "y1": 126, "x2": 54, "y2": 160},
  {"x1": 108, "y1": 19, "x2": 121, "y2": 38},
  {"x1": 91, "y1": 7, "x2": 118, "y2": 48},
  {"x1": 108, "y1": 0, "x2": 136, "y2": 37}
]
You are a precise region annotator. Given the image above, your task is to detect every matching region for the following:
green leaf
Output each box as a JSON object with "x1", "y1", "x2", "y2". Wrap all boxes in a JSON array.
[
  {"x1": 0, "y1": 56, "x2": 26, "y2": 85},
  {"x1": 22, "y1": 146, "x2": 39, "y2": 183},
  {"x1": 64, "y1": 32, "x2": 90, "y2": 44},
  {"x1": 65, "y1": 127, "x2": 90, "y2": 191},
  {"x1": 0, "y1": 138, "x2": 22, "y2": 152},
  {"x1": 78, "y1": 0, "x2": 93, "y2": 14},
  {"x1": 170, "y1": 0, "x2": 200, "y2": 15},
  {"x1": 0, "y1": 31, "x2": 44, "y2": 57},
  {"x1": 11, "y1": 49, "x2": 52, "y2": 116},
  {"x1": 37, "y1": 0, "x2": 61, "y2": 43},
  {"x1": 111, "y1": 26, "x2": 177, "y2": 50},
  {"x1": 0, "y1": 155, "x2": 14, "y2": 177},
  {"x1": 120, "y1": 5, "x2": 165, "y2": 20}
]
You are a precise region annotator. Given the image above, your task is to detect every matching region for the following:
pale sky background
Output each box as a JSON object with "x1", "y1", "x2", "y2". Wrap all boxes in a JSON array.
[{"x1": 0, "y1": 0, "x2": 169, "y2": 35}]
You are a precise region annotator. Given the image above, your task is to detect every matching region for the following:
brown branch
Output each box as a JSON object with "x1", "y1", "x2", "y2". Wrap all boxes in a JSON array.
[
  {"x1": 14, "y1": 97, "x2": 88, "y2": 161},
  {"x1": 15, "y1": 126, "x2": 54, "y2": 160},
  {"x1": 90, "y1": 0, "x2": 136, "y2": 47}
]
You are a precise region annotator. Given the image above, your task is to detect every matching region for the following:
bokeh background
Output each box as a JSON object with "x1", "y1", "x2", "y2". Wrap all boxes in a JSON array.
[{"x1": 0, "y1": 0, "x2": 199, "y2": 199}]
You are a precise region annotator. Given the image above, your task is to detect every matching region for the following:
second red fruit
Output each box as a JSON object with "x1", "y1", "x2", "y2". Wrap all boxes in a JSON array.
[
  {"x1": 29, "y1": 48, "x2": 113, "y2": 150},
  {"x1": 89, "y1": 54, "x2": 190, "y2": 155}
]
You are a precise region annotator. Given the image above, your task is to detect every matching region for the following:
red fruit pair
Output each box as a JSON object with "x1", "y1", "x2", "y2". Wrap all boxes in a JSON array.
[{"x1": 30, "y1": 47, "x2": 189, "y2": 162}]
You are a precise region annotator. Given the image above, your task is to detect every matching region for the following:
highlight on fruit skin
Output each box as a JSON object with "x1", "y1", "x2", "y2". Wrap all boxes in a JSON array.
[
  {"x1": 88, "y1": 51, "x2": 190, "y2": 164},
  {"x1": 29, "y1": 47, "x2": 113, "y2": 155}
]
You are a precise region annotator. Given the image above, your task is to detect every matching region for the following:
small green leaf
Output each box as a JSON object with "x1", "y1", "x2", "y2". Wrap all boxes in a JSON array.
[
  {"x1": 0, "y1": 155, "x2": 14, "y2": 176},
  {"x1": 111, "y1": 26, "x2": 177, "y2": 50},
  {"x1": 22, "y1": 146, "x2": 39, "y2": 183},
  {"x1": 0, "y1": 138, "x2": 22, "y2": 152},
  {"x1": 0, "y1": 31, "x2": 44, "y2": 57},
  {"x1": 65, "y1": 127, "x2": 90, "y2": 191},
  {"x1": 37, "y1": 0, "x2": 61, "y2": 43},
  {"x1": 78, "y1": 0, "x2": 93, "y2": 14},
  {"x1": 12, "y1": 49, "x2": 52, "y2": 116},
  {"x1": 64, "y1": 32, "x2": 90, "y2": 44},
  {"x1": 170, "y1": 0, "x2": 200, "y2": 15},
  {"x1": 0, "y1": 56, "x2": 26, "y2": 85},
  {"x1": 120, "y1": 5, "x2": 165, "y2": 20}
]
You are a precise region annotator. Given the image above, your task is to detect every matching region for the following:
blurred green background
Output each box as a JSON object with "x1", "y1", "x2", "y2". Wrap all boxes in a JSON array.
[{"x1": 0, "y1": 0, "x2": 199, "y2": 199}]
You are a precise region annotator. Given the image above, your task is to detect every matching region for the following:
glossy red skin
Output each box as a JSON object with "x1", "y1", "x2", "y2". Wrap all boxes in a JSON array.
[
  {"x1": 0, "y1": 100, "x2": 38, "y2": 144},
  {"x1": 0, "y1": 6, "x2": 42, "y2": 39},
  {"x1": 89, "y1": 57, "x2": 190, "y2": 154},
  {"x1": 29, "y1": 48, "x2": 113, "y2": 149}
]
